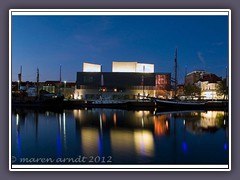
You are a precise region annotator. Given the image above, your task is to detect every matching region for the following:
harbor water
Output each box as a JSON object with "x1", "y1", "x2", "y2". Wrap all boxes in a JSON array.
[{"x1": 11, "y1": 108, "x2": 229, "y2": 165}]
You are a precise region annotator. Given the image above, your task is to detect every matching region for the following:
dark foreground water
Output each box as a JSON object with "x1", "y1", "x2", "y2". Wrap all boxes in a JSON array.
[{"x1": 11, "y1": 108, "x2": 229, "y2": 165}]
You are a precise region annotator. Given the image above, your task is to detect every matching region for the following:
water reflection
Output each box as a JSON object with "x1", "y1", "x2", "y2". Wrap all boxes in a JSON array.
[
  {"x1": 81, "y1": 127, "x2": 100, "y2": 157},
  {"x1": 183, "y1": 111, "x2": 228, "y2": 134},
  {"x1": 153, "y1": 114, "x2": 169, "y2": 136},
  {"x1": 12, "y1": 108, "x2": 228, "y2": 164}
]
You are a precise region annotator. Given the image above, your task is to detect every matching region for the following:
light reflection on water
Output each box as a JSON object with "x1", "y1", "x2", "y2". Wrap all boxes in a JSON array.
[{"x1": 11, "y1": 108, "x2": 229, "y2": 164}]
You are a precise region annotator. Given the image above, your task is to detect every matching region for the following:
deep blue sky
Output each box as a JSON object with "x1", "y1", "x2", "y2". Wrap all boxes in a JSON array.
[{"x1": 12, "y1": 15, "x2": 229, "y2": 83}]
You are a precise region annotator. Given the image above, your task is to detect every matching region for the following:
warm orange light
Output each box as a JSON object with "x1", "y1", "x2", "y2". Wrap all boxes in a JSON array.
[
  {"x1": 113, "y1": 112, "x2": 117, "y2": 126},
  {"x1": 101, "y1": 113, "x2": 107, "y2": 123},
  {"x1": 154, "y1": 115, "x2": 168, "y2": 136}
]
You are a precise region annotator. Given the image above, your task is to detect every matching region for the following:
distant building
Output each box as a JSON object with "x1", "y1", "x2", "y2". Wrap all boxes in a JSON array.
[
  {"x1": 185, "y1": 70, "x2": 206, "y2": 85},
  {"x1": 43, "y1": 81, "x2": 60, "y2": 93},
  {"x1": 12, "y1": 80, "x2": 75, "y2": 99},
  {"x1": 43, "y1": 81, "x2": 75, "y2": 99},
  {"x1": 12, "y1": 81, "x2": 19, "y2": 92}
]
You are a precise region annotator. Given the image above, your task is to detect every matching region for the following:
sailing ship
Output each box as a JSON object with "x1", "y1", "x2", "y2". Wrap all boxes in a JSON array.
[
  {"x1": 12, "y1": 67, "x2": 64, "y2": 108},
  {"x1": 155, "y1": 48, "x2": 206, "y2": 109},
  {"x1": 154, "y1": 98, "x2": 205, "y2": 109}
]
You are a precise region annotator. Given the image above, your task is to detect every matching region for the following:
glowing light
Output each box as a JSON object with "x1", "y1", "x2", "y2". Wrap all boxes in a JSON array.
[
  {"x1": 62, "y1": 111, "x2": 67, "y2": 153},
  {"x1": 154, "y1": 115, "x2": 168, "y2": 136},
  {"x1": 113, "y1": 112, "x2": 117, "y2": 126},
  {"x1": 110, "y1": 130, "x2": 135, "y2": 157},
  {"x1": 224, "y1": 143, "x2": 228, "y2": 150},
  {"x1": 112, "y1": 61, "x2": 154, "y2": 73},
  {"x1": 16, "y1": 113, "x2": 19, "y2": 126},
  {"x1": 63, "y1": 112, "x2": 66, "y2": 141},
  {"x1": 165, "y1": 121, "x2": 169, "y2": 129},
  {"x1": 136, "y1": 63, "x2": 154, "y2": 73},
  {"x1": 101, "y1": 113, "x2": 107, "y2": 123},
  {"x1": 59, "y1": 114, "x2": 62, "y2": 131},
  {"x1": 57, "y1": 134, "x2": 61, "y2": 157},
  {"x1": 200, "y1": 111, "x2": 224, "y2": 128},
  {"x1": 182, "y1": 141, "x2": 188, "y2": 154},
  {"x1": 98, "y1": 135, "x2": 103, "y2": 156},
  {"x1": 83, "y1": 62, "x2": 101, "y2": 72},
  {"x1": 112, "y1": 62, "x2": 137, "y2": 72},
  {"x1": 73, "y1": 109, "x2": 82, "y2": 120},
  {"x1": 134, "y1": 130, "x2": 154, "y2": 157},
  {"x1": 141, "y1": 118, "x2": 144, "y2": 127},
  {"x1": 99, "y1": 114, "x2": 102, "y2": 134},
  {"x1": 81, "y1": 128, "x2": 99, "y2": 156}
]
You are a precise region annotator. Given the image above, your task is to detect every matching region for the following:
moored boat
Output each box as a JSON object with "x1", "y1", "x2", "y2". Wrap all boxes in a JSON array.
[{"x1": 154, "y1": 98, "x2": 206, "y2": 109}]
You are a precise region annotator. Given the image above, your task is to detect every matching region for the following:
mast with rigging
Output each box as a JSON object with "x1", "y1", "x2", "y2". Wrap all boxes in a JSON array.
[{"x1": 174, "y1": 48, "x2": 178, "y2": 98}]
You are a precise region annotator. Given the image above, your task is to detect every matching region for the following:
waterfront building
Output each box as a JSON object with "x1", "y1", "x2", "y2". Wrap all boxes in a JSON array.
[
  {"x1": 12, "y1": 81, "x2": 76, "y2": 99},
  {"x1": 43, "y1": 81, "x2": 76, "y2": 99},
  {"x1": 185, "y1": 70, "x2": 225, "y2": 100},
  {"x1": 42, "y1": 81, "x2": 59, "y2": 93},
  {"x1": 74, "y1": 62, "x2": 171, "y2": 100},
  {"x1": 196, "y1": 73, "x2": 223, "y2": 100}
]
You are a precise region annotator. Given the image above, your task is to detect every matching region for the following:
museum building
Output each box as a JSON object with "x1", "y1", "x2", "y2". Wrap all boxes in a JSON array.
[{"x1": 74, "y1": 62, "x2": 171, "y2": 100}]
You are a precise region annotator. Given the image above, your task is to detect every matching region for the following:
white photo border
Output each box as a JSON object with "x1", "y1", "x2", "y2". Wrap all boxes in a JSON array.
[{"x1": 9, "y1": 9, "x2": 231, "y2": 171}]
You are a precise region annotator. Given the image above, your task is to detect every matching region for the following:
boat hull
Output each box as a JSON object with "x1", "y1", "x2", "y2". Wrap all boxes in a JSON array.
[{"x1": 155, "y1": 99, "x2": 205, "y2": 110}]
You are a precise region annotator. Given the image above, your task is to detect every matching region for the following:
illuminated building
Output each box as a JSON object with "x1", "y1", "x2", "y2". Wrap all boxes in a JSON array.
[
  {"x1": 75, "y1": 72, "x2": 171, "y2": 100},
  {"x1": 83, "y1": 63, "x2": 101, "y2": 72},
  {"x1": 74, "y1": 61, "x2": 171, "y2": 100},
  {"x1": 185, "y1": 71, "x2": 224, "y2": 100},
  {"x1": 112, "y1": 61, "x2": 154, "y2": 73},
  {"x1": 197, "y1": 73, "x2": 223, "y2": 100}
]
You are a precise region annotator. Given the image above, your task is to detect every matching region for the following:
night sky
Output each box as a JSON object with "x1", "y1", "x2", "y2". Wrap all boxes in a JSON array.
[{"x1": 11, "y1": 15, "x2": 229, "y2": 83}]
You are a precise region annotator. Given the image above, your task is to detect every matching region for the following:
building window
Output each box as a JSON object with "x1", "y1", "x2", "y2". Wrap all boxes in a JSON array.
[
  {"x1": 156, "y1": 75, "x2": 168, "y2": 85},
  {"x1": 83, "y1": 76, "x2": 93, "y2": 83}
]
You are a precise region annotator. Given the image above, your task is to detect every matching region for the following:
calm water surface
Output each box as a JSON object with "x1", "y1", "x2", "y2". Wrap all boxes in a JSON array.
[{"x1": 11, "y1": 108, "x2": 229, "y2": 164}]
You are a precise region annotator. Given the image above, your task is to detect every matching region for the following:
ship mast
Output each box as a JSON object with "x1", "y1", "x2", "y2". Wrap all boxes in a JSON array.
[
  {"x1": 174, "y1": 48, "x2": 178, "y2": 98},
  {"x1": 60, "y1": 65, "x2": 62, "y2": 84},
  {"x1": 18, "y1": 66, "x2": 22, "y2": 91},
  {"x1": 36, "y1": 68, "x2": 39, "y2": 96}
]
